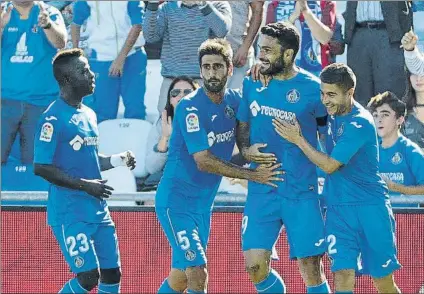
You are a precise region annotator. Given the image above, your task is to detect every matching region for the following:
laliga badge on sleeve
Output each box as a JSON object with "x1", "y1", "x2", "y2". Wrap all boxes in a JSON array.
[
  {"x1": 186, "y1": 113, "x2": 200, "y2": 133},
  {"x1": 40, "y1": 122, "x2": 54, "y2": 142}
]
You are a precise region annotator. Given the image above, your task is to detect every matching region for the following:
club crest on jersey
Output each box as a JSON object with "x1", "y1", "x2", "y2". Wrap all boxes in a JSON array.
[
  {"x1": 286, "y1": 89, "x2": 300, "y2": 103},
  {"x1": 391, "y1": 152, "x2": 403, "y2": 165},
  {"x1": 186, "y1": 113, "x2": 199, "y2": 133},
  {"x1": 39, "y1": 122, "x2": 54, "y2": 142},
  {"x1": 74, "y1": 256, "x2": 84, "y2": 268},
  {"x1": 224, "y1": 105, "x2": 235, "y2": 119},
  {"x1": 185, "y1": 249, "x2": 196, "y2": 261}
]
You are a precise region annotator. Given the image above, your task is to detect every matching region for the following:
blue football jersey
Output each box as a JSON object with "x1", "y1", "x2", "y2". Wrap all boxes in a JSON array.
[
  {"x1": 1, "y1": 3, "x2": 61, "y2": 106},
  {"x1": 379, "y1": 135, "x2": 424, "y2": 207},
  {"x1": 156, "y1": 88, "x2": 241, "y2": 213},
  {"x1": 324, "y1": 102, "x2": 389, "y2": 205},
  {"x1": 34, "y1": 99, "x2": 111, "y2": 225},
  {"x1": 236, "y1": 70, "x2": 327, "y2": 198}
]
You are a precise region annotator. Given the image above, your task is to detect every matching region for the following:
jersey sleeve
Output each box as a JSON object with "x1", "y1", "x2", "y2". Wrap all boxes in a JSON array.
[
  {"x1": 236, "y1": 78, "x2": 251, "y2": 123},
  {"x1": 33, "y1": 115, "x2": 61, "y2": 165},
  {"x1": 176, "y1": 103, "x2": 210, "y2": 155},
  {"x1": 409, "y1": 145, "x2": 424, "y2": 185},
  {"x1": 72, "y1": 1, "x2": 91, "y2": 26},
  {"x1": 330, "y1": 120, "x2": 367, "y2": 165},
  {"x1": 127, "y1": 1, "x2": 144, "y2": 25}
]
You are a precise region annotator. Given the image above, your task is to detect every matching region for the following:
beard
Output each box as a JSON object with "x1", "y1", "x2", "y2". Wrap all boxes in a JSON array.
[
  {"x1": 204, "y1": 77, "x2": 227, "y2": 93},
  {"x1": 260, "y1": 58, "x2": 286, "y2": 76}
]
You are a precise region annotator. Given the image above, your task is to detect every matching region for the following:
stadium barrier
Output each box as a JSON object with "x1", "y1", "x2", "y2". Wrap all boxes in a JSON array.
[{"x1": 2, "y1": 192, "x2": 424, "y2": 293}]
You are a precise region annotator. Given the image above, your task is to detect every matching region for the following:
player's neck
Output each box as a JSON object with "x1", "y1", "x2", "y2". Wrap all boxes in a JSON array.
[
  {"x1": 204, "y1": 88, "x2": 224, "y2": 104},
  {"x1": 61, "y1": 92, "x2": 83, "y2": 108},
  {"x1": 338, "y1": 99, "x2": 354, "y2": 116},
  {"x1": 272, "y1": 65, "x2": 298, "y2": 81},
  {"x1": 13, "y1": 2, "x2": 34, "y2": 19},
  {"x1": 381, "y1": 131, "x2": 400, "y2": 149}
]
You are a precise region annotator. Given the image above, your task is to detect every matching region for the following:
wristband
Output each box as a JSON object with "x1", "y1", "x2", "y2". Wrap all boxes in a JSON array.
[{"x1": 110, "y1": 154, "x2": 124, "y2": 167}]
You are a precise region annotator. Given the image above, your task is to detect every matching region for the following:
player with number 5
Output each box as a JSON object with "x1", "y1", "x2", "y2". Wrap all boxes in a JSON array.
[{"x1": 34, "y1": 49, "x2": 137, "y2": 293}]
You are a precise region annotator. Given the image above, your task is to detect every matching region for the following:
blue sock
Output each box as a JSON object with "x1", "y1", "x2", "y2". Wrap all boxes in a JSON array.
[
  {"x1": 254, "y1": 269, "x2": 286, "y2": 293},
  {"x1": 335, "y1": 291, "x2": 353, "y2": 294},
  {"x1": 98, "y1": 282, "x2": 120, "y2": 293},
  {"x1": 186, "y1": 290, "x2": 204, "y2": 294},
  {"x1": 59, "y1": 278, "x2": 88, "y2": 293},
  {"x1": 307, "y1": 280, "x2": 331, "y2": 293},
  {"x1": 158, "y1": 279, "x2": 180, "y2": 293}
]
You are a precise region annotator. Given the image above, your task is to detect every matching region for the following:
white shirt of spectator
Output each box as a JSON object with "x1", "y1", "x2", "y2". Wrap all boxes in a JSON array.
[
  {"x1": 84, "y1": 1, "x2": 145, "y2": 61},
  {"x1": 356, "y1": 1, "x2": 384, "y2": 23}
]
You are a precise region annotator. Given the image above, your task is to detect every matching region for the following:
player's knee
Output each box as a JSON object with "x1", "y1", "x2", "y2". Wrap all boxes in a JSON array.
[
  {"x1": 185, "y1": 265, "x2": 208, "y2": 291},
  {"x1": 373, "y1": 274, "x2": 400, "y2": 293},
  {"x1": 334, "y1": 269, "x2": 355, "y2": 292},
  {"x1": 77, "y1": 268, "x2": 100, "y2": 291},
  {"x1": 168, "y1": 268, "x2": 188, "y2": 292},
  {"x1": 100, "y1": 267, "x2": 121, "y2": 284},
  {"x1": 244, "y1": 250, "x2": 271, "y2": 284},
  {"x1": 298, "y1": 255, "x2": 325, "y2": 286}
]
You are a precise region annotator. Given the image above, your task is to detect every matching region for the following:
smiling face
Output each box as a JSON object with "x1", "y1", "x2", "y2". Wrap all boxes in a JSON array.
[
  {"x1": 258, "y1": 35, "x2": 286, "y2": 75},
  {"x1": 372, "y1": 103, "x2": 404, "y2": 138},
  {"x1": 320, "y1": 83, "x2": 354, "y2": 116}
]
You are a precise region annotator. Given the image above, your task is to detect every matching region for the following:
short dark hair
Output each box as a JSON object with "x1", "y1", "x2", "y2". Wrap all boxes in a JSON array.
[
  {"x1": 320, "y1": 63, "x2": 356, "y2": 93},
  {"x1": 367, "y1": 91, "x2": 407, "y2": 118},
  {"x1": 198, "y1": 38, "x2": 233, "y2": 69},
  {"x1": 164, "y1": 76, "x2": 200, "y2": 120},
  {"x1": 52, "y1": 48, "x2": 85, "y2": 85},
  {"x1": 260, "y1": 22, "x2": 300, "y2": 61}
]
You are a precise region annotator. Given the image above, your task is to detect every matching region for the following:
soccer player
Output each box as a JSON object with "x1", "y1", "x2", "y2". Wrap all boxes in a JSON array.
[
  {"x1": 34, "y1": 48, "x2": 136, "y2": 294},
  {"x1": 273, "y1": 63, "x2": 401, "y2": 293},
  {"x1": 368, "y1": 91, "x2": 424, "y2": 208},
  {"x1": 237, "y1": 22, "x2": 330, "y2": 293},
  {"x1": 155, "y1": 39, "x2": 282, "y2": 294}
]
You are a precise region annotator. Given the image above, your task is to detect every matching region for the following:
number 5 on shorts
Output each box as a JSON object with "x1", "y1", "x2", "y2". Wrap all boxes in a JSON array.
[{"x1": 177, "y1": 230, "x2": 190, "y2": 250}]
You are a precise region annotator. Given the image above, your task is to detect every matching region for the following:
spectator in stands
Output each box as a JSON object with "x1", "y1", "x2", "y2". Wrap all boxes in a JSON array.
[
  {"x1": 71, "y1": 1, "x2": 147, "y2": 123},
  {"x1": 412, "y1": 1, "x2": 424, "y2": 52},
  {"x1": 402, "y1": 29, "x2": 424, "y2": 77},
  {"x1": 368, "y1": 91, "x2": 424, "y2": 207},
  {"x1": 145, "y1": 77, "x2": 200, "y2": 175},
  {"x1": 403, "y1": 68, "x2": 424, "y2": 149},
  {"x1": 1, "y1": 1, "x2": 67, "y2": 164},
  {"x1": 143, "y1": 0, "x2": 232, "y2": 113},
  {"x1": 266, "y1": 0, "x2": 342, "y2": 75},
  {"x1": 342, "y1": 1, "x2": 412, "y2": 106},
  {"x1": 226, "y1": 1, "x2": 263, "y2": 89}
]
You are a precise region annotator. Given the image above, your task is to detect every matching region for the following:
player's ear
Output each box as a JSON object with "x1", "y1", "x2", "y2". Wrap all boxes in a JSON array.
[
  {"x1": 396, "y1": 115, "x2": 405, "y2": 128},
  {"x1": 283, "y1": 49, "x2": 294, "y2": 65},
  {"x1": 227, "y1": 62, "x2": 234, "y2": 77},
  {"x1": 346, "y1": 88, "x2": 355, "y2": 99}
]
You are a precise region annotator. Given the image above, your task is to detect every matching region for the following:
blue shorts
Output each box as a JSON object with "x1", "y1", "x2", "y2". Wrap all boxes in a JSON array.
[
  {"x1": 51, "y1": 221, "x2": 120, "y2": 274},
  {"x1": 242, "y1": 192, "x2": 326, "y2": 259},
  {"x1": 156, "y1": 208, "x2": 211, "y2": 270},
  {"x1": 325, "y1": 202, "x2": 401, "y2": 278}
]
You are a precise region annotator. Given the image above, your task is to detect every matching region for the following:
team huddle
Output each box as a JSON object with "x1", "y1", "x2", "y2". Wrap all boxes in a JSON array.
[{"x1": 34, "y1": 21, "x2": 423, "y2": 294}]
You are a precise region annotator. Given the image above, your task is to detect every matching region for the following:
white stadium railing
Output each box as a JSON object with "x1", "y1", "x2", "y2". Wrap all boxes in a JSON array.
[{"x1": 1, "y1": 191, "x2": 424, "y2": 205}]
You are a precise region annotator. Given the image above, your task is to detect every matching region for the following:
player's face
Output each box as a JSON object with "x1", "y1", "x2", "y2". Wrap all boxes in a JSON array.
[
  {"x1": 72, "y1": 56, "x2": 95, "y2": 97},
  {"x1": 169, "y1": 81, "x2": 194, "y2": 109},
  {"x1": 258, "y1": 35, "x2": 288, "y2": 75},
  {"x1": 372, "y1": 104, "x2": 403, "y2": 138},
  {"x1": 200, "y1": 54, "x2": 231, "y2": 93},
  {"x1": 410, "y1": 74, "x2": 424, "y2": 93},
  {"x1": 320, "y1": 83, "x2": 353, "y2": 116}
]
